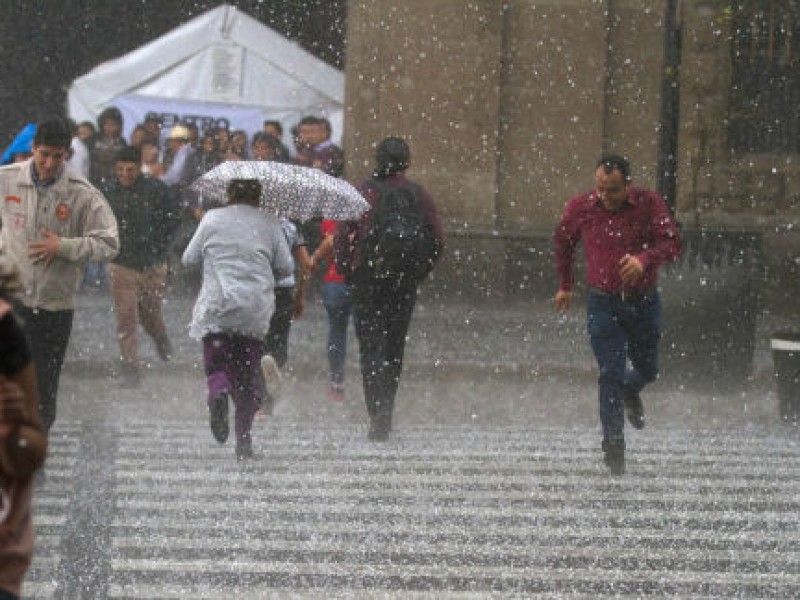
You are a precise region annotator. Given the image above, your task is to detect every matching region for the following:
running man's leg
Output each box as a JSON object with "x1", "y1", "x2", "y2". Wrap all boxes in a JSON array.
[{"x1": 587, "y1": 293, "x2": 627, "y2": 444}]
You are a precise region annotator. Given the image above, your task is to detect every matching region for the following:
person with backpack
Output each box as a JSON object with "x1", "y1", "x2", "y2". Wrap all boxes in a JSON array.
[{"x1": 334, "y1": 137, "x2": 444, "y2": 441}]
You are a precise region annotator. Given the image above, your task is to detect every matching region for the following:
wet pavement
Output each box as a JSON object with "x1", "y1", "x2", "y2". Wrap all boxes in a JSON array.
[
  {"x1": 21, "y1": 281, "x2": 800, "y2": 597},
  {"x1": 61, "y1": 278, "x2": 795, "y2": 427}
]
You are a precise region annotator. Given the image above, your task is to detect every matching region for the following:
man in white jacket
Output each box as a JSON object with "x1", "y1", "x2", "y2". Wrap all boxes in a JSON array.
[
  {"x1": 0, "y1": 118, "x2": 119, "y2": 432},
  {"x1": 182, "y1": 179, "x2": 293, "y2": 459}
]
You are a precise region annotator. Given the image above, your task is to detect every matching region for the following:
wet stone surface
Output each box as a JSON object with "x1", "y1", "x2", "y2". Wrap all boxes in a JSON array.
[{"x1": 22, "y1": 286, "x2": 800, "y2": 597}]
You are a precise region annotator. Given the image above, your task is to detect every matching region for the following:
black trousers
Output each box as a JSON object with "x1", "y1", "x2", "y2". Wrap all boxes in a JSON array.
[
  {"x1": 352, "y1": 278, "x2": 417, "y2": 428},
  {"x1": 263, "y1": 286, "x2": 295, "y2": 368},
  {"x1": 14, "y1": 304, "x2": 74, "y2": 433}
]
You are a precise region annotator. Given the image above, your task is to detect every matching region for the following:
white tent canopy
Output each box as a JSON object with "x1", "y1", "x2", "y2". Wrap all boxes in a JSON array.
[{"x1": 67, "y1": 4, "x2": 344, "y2": 145}]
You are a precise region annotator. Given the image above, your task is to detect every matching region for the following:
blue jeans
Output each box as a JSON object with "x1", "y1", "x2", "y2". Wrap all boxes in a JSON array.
[
  {"x1": 587, "y1": 289, "x2": 661, "y2": 443},
  {"x1": 322, "y1": 281, "x2": 353, "y2": 385}
]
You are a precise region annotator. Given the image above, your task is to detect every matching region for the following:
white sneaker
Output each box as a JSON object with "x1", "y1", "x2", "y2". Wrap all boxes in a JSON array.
[{"x1": 260, "y1": 354, "x2": 283, "y2": 397}]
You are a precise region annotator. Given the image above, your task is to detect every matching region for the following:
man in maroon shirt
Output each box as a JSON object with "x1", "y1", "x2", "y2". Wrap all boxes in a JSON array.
[{"x1": 554, "y1": 155, "x2": 681, "y2": 475}]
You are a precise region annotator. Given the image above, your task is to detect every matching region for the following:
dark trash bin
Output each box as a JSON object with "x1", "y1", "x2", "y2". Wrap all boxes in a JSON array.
[
  {"x1": 771, "y1": 332, "x2": 800, "y2": 422},
  {"x1": 660, "y1": 228, "x2": 762, "y2": 390}
]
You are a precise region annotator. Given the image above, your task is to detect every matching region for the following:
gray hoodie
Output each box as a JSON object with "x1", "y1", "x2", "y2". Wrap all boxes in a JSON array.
[{"x1": 182, "y1": 204, "x2": 293, "y2": 340}]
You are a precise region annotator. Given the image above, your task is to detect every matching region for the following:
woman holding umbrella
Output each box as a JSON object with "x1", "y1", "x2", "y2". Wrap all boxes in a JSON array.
[{"x1": 182, "y1": 179, "x2": 294, "y2": 459}]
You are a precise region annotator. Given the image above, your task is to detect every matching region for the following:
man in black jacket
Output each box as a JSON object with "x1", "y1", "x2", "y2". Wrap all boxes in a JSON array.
[
  {"x1": 103, "y1": 146, "x2": 181, "y2": 386},
  {"x1": 335, "y1": 137, "x2": 445, "y2": 441}
]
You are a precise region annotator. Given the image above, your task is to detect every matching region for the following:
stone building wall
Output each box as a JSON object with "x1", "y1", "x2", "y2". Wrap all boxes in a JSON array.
[
  {"x1": 344, "y1": 0, "x2": 799, "y2": 309},
  {"x1": 677, "y1": 0, "x2": 800, "y2": 310}
]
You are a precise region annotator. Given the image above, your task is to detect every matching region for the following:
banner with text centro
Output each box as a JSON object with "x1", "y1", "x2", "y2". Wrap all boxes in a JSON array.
[{"x1": 112, "y1": 94, "x2": 302, "y2": 150}]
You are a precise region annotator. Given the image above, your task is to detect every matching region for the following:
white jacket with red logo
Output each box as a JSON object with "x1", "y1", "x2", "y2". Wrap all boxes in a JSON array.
[{"x1": 0, "y1": 159, "x2": 119, "y2": 310}]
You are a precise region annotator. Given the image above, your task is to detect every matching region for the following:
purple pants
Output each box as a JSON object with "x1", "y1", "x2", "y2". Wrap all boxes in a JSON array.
[{"x1": 202, "y1": 332, "x2": 264, "y2": 446}]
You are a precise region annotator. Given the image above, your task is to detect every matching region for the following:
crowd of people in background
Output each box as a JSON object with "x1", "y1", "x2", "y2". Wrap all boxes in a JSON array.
[
  {"x1": 0, "y1": 107, "x2": 448, "y2": 461},
  {"x1": 0, "y1": 108, "x2": 351, "y2": 423},
  {"x1": 0, "y1": 107, "x2": 439, "y2": 419},
  {"x1": 63, "y1": 108, "x2": 341, "y2": 185},
  {"x1": 0, "y1": 103, "x2": 448, "y2": 596}
]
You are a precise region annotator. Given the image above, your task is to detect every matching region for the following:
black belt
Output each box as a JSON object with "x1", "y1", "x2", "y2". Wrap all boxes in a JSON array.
[{"x1": 587, "y1": 286, "x2": 656, "y2": 302}]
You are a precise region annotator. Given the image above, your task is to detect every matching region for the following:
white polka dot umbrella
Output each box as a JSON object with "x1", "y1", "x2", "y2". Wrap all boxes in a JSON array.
[{"x1": 190, "y1": 160, "x2": 369, "y2": 222}]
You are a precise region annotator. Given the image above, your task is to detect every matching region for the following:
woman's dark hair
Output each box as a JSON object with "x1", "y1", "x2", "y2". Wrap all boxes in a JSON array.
[
  {"x1": 252, "y1": 132, "x2": 280, "y2": 150},
  {"x1": 97, "y1": 106, "x2": 123, "y2": 129},
  {"x1": 34, "y1": 118, "x2": 72, "y2": 149},
  {"x1": 263, "y1": 120, "x2": 283, "y2": 135},
  {"x1": 374, "y1": 136, "x2": 410, "y2": 178},
  {"x1": 226, "y1": 179, "x2": 261, "y2": 207},
  {"x1": 252, "y1": 132, "x2": 289, "y2": 161}
]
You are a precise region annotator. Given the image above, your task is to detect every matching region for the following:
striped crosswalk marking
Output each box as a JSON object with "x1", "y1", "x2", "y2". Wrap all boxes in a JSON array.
[{"x1": 22, "y1": 421, "x2": 800, "y2": 598}]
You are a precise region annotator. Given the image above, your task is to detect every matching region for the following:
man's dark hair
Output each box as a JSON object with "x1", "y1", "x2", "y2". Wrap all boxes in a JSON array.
[
  {"x1": 318, "y1": 117, "x2": 332, "y2": 136},
  {"x1": 227, "y1": 179, "x2": 262, "y2": 207},
  {"x1": 374, "y1": 136, "x2": 410, "y2": 178},
  {"x1": 597, "y1": 154, "x2": 631, "y2": 182},
  {"x1": 34, "y1": 118, "x2": 72, "y2": 149},
  {"x1": 299, "y1": 115, "x2": 320, "y2": 127},
  {"x1": 263, "y1": 120, "x2": 283, "y2": 135},
  {"x1": 115, "y1": 146, "x2": 142, "y2": 164}
]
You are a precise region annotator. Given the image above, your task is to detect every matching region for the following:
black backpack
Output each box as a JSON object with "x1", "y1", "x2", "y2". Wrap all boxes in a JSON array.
[{"x1": 361, "y1": 180, "x2": 436, "y2": 282}]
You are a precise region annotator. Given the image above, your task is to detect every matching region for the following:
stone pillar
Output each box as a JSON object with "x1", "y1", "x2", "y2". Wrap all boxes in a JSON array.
[
  {"x1": 602, "y1": 0, "x2": 667, "y2": 188},
  {"x1": 496, "y1": 0, "x2": 609, "y2": 233},
  {"x1": 344, "y1": 0, "x2": 504, "y2": 227},
  {"x1": 493, "y1": 0, "x2": 609, "y2": 296},
  {"x1": 344, "y1": 0, "x2": 507, "y2": 295}
]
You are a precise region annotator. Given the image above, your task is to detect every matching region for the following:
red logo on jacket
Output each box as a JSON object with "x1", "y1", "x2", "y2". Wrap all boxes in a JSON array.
[
  {"x1": 56, "y1": 203, "x2": 70, "y2": 220},
  {"x1": 4, "y1": 195, "x2": 21, "y2": 203}
]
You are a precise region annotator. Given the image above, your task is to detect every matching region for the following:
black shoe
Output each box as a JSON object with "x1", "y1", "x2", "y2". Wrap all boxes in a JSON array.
[
  {"x1": 623, "y1": 387, "x2": 645, "y2": 430},
  {"x1": 155, "y1": 336, "x2": 174, "y2": 362},
  {"x1": 209, "y1": 393, "x2": 230, "y2": 444},
  {"x1": 602, "y1": 439, "x2": 626, "y2": 475},
  {"x1": 235, "y1": 440, "x2": 254, "y2": 460}
]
